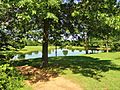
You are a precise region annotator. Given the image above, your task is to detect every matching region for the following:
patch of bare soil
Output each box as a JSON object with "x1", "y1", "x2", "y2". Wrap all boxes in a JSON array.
[
  {"x1": 16, "y1": 66, "x2": 83, "y2": 90},
  {"x1": 16, "y1": 65, "x2": 58, "y2": 83},
  {"x1": 26, "y1": 77, "x2": 83, "y2": 90}
]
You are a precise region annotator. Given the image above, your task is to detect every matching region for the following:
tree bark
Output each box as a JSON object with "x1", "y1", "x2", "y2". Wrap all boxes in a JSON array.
[
  {"x1": 55, "y1": 45, "x2": 57, "y2": 57},
  {"x1": 41, "y1": 19, "x2": 49, "y2": 67}
]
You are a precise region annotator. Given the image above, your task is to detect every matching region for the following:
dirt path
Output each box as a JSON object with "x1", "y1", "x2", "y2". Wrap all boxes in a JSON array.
[
  {"x1": 26, "y1": 77, "x2": 83, "y2": 90},
  {"x1": 16, "y1": 66, "x2": 83, "y2": 90}
]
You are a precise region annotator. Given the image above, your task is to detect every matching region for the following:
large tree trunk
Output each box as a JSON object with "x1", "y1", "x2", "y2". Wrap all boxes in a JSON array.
[{"x1": 41, "y1": 20, "x2": 49, "y2": 67}]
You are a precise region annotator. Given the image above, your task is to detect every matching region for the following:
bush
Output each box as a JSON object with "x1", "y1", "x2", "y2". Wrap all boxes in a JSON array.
[
  {"x1": 112, "y1": 43, "x2": 120, "y2": 51},
  {"x1": 0, "y1": 64, "x2": 24, "y2": 90}
]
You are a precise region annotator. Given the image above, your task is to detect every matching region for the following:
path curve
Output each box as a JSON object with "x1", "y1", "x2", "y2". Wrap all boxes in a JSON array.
[{"x1": 26, "y1": 77, "x2": 83, "y2": 90}]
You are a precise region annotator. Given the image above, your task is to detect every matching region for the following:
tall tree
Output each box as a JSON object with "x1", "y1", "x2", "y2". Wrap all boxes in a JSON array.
[{"x1": 17, "y1": 0, "x2": 61, "y2": 67}]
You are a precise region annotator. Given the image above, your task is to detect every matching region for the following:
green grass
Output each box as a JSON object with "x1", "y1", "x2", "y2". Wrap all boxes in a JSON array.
[
  {"x1": 18, "y1": 45, "x2": 84, "y2": 54},
  {"x1": 13, "y1": 52, "x2": 120, "y2": 90},
  {"x1": 1, "y1": 46, "x2": 119, "y2": 89},
  {"x1": 63, "y1": 52, "x2": 120, "y2": 90},
  {"x1": 18, "y1": 84, "x2": 32, "y2": 90},
  {"x1": 0, "y1": 46, "x2": 56, "y2": 56},
  {"x1": 63, "y1": 45, "x2": 110, "y2": 51},
  {"x1": 19, "y1": 46, "x2": 55, "y2": 54},
  {"x1": 66, "y1": 46, "x2": 85, "y2": 50},
  {"x1": 19, "y1": 46, "x2": 42, "y2": 53}
]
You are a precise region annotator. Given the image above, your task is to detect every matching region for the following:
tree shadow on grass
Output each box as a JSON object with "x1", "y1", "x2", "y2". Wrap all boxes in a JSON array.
[
  {"x1": 12, "y1": 56, "x2": 120, "y2": 83},
  {"x1": 49, "y1": 56, "x2": 120, "y2": 80}
]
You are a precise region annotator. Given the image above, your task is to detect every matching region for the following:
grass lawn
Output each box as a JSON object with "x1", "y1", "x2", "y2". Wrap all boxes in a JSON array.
[
  {"x1": 0, "y1": 46, "x2": 55, "y2": 56},
  {"x1": 18, "y1": 85, "x2": 32, "y2": 90},
  {"x1": 63, "y1": 52, "x2": 120, "y2": 90},
  {"x1": 13, "y1": 52, "x2": 120, "y2": 90},
  {"x1": 19, "y1": 46, "x2": 42, "y2": 53},
  {"x1": 65, "y1": 46, "x2": 85, "y2": 50},
  {"x1": 20, "y1": 46, "x2": 85, "y2": 54},
  {"x1": 0, "y1": 46, "x2": 55, "y2": 54}
]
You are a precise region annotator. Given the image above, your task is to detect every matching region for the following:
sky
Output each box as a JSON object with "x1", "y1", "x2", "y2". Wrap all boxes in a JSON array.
[
  {"x1": 63, "y1": 0, "x2": 81, "y2": 3},
  {"x1": 117, "y1": 0, "x2": 120, "y2": 2},
  {"x1": 64, "y1": 0, "x2": 120, "y2": 3}
]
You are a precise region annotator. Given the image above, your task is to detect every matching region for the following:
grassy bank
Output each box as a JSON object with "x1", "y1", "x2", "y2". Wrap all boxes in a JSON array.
[
  {"x1": 13, "y1": 52, "x2": 120, "y2": 90},
  {"x1": 66, "y1": 46, "x2": 85, "y2": 50},
  {"x1": 18, "y1": 46, "x2": 85, "y2": 54},
  {"x1": 1, "y1": 46, "x2": 108, "y2": 55},
  {"x1": 19, "y1": 46, "x2": 56, "y2": 54},
  {"x1": 19, "y1": 46, "x2": 42, "y2": 53},
  {"x1": 20, "y1": 46, "x2": 85, "y2": 53}
]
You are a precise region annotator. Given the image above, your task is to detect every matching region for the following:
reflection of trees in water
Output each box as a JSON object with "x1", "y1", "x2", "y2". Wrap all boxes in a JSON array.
[
  {"x1": 62, "y1": 50, "x2": 68, "y2": 56},
  {"x1": 90, "y1": 50, "x2": 99, "y2": 54},
  {"x1": 79, "y1": 50, "x2": 82, "y2": 52},
  {"x1": 27, "y1": 52, "x2": 32, "y2": 55},
  {"x1": 48, "y1": 49, "x2": 52, "y2": 54},
  {"x1": 33, "y1": 51, "x2": 39, "y2": 54},
  {"x1": 71, "y1": 49, "x2": 75, "y2": 52},
  {"x1": 48, "y1": 48, "x2": 52, "y2": 54},
  {"x1": 18, "y1": 54, "x2": 25, "y2": 59},
  {"x1": 48, "y1": 48, "x2": 55, "y2": 54}
]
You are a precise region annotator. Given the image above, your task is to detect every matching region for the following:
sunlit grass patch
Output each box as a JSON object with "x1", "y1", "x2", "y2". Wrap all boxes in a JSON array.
[{"x1": 13, "y1": 52, "x2": 120, "y2": 90}]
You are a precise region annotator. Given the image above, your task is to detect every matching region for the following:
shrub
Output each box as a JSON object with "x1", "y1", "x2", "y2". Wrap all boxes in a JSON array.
[
  {"x1": 0, "y1": 64, "x2": 24, "y2": 90},
  {"x1": 112, "y1": 43, "x2": 120, "y2": 51}
]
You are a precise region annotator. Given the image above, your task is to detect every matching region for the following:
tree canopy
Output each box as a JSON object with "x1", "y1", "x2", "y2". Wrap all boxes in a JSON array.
[{"x1": 0, "y1": 0, "x2": 120, "y2": 66}]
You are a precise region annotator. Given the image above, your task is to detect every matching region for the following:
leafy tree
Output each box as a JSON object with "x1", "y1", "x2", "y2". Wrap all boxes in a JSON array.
[
  {"x1": 0, "y1": 0, "x2": 61, "y2": 67},
  {"x1": 1, "y1": 0, "x2": 120, "y2": 66},
  {"x1": 70, "y1": 0, "x2": 120, "y2": 53}
]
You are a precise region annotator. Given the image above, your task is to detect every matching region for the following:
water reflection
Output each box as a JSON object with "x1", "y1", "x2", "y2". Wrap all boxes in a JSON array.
[
  {"x1": 62, "y1": 50, "x2": 68, "y2": 56},
  {"x1": 48, "y1": 49, "x2": 53, "y2": 54},
  {"x1": 33, "y1": 51, "x2": 39, "y2": 54},
  {"x1": 17, "y1": 54, "x2": 25, "y2": 59},
  {"x1": 79, "y1": 50, "x2": 82, "y2": 52},
  {"x1": 12, "y1": 48, "x2": 102, "y2": 60},
  {"x1": 71, "y1": 49, "x2": 75, "y2": 52},
  {"x1": 27, "y1": 52, "x2": 32, "y2": 55}
]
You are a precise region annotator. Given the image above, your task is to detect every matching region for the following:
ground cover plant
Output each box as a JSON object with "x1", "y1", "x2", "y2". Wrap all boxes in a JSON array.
[
  {"x1": 0, "y1": 53, "x2": 32, "y2": 90},
  {"x1": 0, "y1": 59, "x2": 24, "y2": 90}
]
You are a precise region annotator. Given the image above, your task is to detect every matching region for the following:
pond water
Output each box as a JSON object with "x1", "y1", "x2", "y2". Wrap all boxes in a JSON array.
[{"x1": 12, "y1": 48, "x2": 102, "y2": 60}]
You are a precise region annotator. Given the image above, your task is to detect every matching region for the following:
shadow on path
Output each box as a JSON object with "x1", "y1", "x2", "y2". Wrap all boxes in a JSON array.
[{"x1": 13, "y1": 56, "x2": 120, "y2": 83}]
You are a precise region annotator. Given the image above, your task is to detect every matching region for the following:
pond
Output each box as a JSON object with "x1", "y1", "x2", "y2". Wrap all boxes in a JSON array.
[{"x1": 12, "y1": 48, "x2": 102, "y2": 60}]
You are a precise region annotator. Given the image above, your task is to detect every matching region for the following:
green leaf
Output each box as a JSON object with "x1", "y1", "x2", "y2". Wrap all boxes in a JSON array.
[
  {"x1": 72, "y1": 10, "x2": 79, "y2": 17},
  {"x1": 32, "y1": 10, "x2": 36, "y2": 15},
  {"x1": 45, "y1": 12, "x2": 58, "y2": 22},
  {"x1": 48, "y1": 0, "x2": 60, "y2": 8}
]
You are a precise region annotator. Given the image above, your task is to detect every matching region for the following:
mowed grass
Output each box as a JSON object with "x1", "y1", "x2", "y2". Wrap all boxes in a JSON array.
[
  {"x1": 62, "y1": 52, "x2": 120, "y2": 90},
  {"x1": 20, "y1": 46, "x2": 85, "y2": 53},
  {"x1": 19, "y1": 46, "x2": 55, "y2": 54},
  {"x1": 66, "y1": 46, "x2": 85, "y2": 50},
  {"x1": 13, "y1": 52, "x2": 120, "y2": 90}
]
